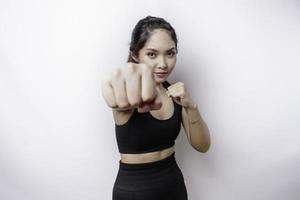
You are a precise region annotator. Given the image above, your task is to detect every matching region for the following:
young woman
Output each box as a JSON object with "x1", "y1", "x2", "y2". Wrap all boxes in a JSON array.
[{"x1": 101, "y1": 15, "x2": 211, "y2": 200}]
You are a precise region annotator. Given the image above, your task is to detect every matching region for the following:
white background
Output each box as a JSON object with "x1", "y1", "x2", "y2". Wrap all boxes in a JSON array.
[{"x1": 1, "y1": 0, "x2": 300, "y2": 199}]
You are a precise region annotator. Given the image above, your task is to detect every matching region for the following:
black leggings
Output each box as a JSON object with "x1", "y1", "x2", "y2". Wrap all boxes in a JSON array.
[{"x1": 112, "y1": 152, "x2": 188, "y2": 200}]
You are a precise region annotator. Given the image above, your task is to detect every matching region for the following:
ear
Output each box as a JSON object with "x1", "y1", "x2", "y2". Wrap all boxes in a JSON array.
[{"x1": 130, "y1": 52, "x2": 139, "y2": 63}]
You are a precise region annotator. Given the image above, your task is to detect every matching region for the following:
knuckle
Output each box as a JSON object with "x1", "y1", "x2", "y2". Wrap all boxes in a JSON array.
[
  {"x1": 139, "y1": 63, "x2": 150, "y2": 72},
  {"x1": 127, "y1": 63, "x2": 134, "y2": 70},
  {"x1": 139, "y1": 63, "x2": 147, "y2": 68},
  {"x1": 127, "y1": 62, "x2": 133, "y2": 67},
  {"x1": 125, "y1": 63, "x2": 138, "y2": 75},
  {"x1": 142, "y1": 67, "x2": 153, "y2": 76},
  {"x1": 112, "y1": 68, "x2": 122, "y2": 77}
]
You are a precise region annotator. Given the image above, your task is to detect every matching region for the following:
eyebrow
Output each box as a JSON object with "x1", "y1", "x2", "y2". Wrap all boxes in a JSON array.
[{"x1": 145, "y1": 47, "x2": 176, "y2": 52}]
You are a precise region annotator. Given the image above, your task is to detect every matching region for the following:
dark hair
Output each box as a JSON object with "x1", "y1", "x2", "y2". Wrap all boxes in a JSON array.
[{"x1": 127, "y1": 16, "x2": 178, "y2": 63}]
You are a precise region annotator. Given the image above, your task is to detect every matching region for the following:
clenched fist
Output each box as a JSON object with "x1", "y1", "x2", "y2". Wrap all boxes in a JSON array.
[{"x1": 101, "y1": 62, "x2": 162, "y2": 113}]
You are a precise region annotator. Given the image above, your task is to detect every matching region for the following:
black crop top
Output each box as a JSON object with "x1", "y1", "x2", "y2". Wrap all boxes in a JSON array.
[{"x1": 115, "y1": 81, "x2": 182, "y2": 154}]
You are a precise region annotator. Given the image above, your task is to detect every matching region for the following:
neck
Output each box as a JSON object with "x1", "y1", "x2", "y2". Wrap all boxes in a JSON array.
[{"x1": 156, "y1": 82, "x2": 165, "y2": 92}]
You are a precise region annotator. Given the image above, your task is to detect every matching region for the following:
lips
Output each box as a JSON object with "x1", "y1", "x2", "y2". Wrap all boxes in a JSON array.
[
  {"x1": 154, "y1": 71, "x2": 168, "y2": 78},
  {"x1": 154, "y1": 71, "x2": 168, "y2": 74}
]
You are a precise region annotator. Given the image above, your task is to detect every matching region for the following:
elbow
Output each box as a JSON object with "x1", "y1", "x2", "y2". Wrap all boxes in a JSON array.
[
  {"x1": 200, "y1": 144, "x2": 210, "y2": 153},
  {"x1": 191, "y1": 142, "x2": 211, "y2": 153},
  {"x1": 197, "y1": 143, "x2": 210, "y2": 153},
  {"x1": 189, "y1": 125, "x2": 211, "y2": 153},
  {"x1": 192, "y1": 139, "x2": 211, "y2": 153}
]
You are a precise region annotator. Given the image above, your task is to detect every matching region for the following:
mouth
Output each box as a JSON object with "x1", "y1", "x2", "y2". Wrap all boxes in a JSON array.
[{"x1": 154, "y1": 72, "x2": 168, "y2": 78}]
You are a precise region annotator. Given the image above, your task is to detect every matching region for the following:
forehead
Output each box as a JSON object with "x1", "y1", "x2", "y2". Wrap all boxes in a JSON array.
[{"x1": 142, "y1": 29, "x2": 175, "y2": 50}]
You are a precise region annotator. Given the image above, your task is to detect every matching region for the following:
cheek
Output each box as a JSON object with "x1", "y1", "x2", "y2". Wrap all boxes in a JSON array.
[{"x1": 167, "y1": 58, "x2": 176, "y2": 68}]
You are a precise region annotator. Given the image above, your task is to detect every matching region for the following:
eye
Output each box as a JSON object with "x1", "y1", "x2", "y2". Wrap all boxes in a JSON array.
[
  {"x1": 147, "y1": 52, "x2": 156, "y2": 58},
  {"x1": 167, "y1": 51, "x2": 176, "y2": 57}
]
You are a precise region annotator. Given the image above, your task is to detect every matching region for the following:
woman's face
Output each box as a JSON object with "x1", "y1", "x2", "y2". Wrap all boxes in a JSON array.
[{"x1": 134, "y1": 29, "x2": 177, "y2": 84}]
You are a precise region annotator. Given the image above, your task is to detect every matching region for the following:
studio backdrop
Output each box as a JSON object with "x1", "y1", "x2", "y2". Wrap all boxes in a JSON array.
[{"x1": 1, "y1": 0, "x2": 300, "y2": 200}]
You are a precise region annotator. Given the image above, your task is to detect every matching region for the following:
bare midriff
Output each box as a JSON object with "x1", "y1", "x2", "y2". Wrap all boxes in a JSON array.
[{"x1": 120, "y1": 145, "x2": 175, "y2": 164}]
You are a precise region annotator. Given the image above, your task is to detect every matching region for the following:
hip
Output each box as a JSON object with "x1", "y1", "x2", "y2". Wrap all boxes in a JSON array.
[{"x1": 113, "y1": 151, "x2": 185, "y2": 192}]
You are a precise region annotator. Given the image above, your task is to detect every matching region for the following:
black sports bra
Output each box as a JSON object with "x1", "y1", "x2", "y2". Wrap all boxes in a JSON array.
[{"x1": 115, "y1": 81, "x2": 183, "y2": 154}]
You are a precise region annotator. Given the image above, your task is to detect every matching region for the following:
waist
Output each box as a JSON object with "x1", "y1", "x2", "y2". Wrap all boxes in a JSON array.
[{"x1": 120, "y1": 145, "x2": 175, "y2": 164}]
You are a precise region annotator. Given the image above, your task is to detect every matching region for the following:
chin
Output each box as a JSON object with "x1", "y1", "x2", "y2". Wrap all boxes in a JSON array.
[
  {"x1": 154, "y1": 78, "x2": 166, "y2": 83},
  {"x1": 154, "y1": 74, "x2": 168, "y2": 82}
]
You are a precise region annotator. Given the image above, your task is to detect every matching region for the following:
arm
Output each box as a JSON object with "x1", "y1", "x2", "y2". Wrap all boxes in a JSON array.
[
  {"x1": 181, "y1": 102, "x2": 211, "y2": 153},
  {"x1": 165, "y1": 81, "x2": 211, "y2": 153}
]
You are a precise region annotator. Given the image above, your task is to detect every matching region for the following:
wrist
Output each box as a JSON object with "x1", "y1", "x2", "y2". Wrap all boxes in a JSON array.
[
  {"x1": 185, "y1": 101, "x2": 197, "y2": 110},
  {"x1": 183, "y1": 102, "x2": 202, "y2": 124}
]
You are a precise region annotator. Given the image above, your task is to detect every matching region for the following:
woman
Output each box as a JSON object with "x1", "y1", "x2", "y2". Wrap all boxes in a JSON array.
[{"x1": 101, "y1": 16, "x2": 211, "y2": 200}]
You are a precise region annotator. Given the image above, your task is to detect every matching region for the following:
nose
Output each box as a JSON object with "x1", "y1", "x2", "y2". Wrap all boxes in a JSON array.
[{"x1": 157, "y1": 56, "x2": 167, "y2": 70}]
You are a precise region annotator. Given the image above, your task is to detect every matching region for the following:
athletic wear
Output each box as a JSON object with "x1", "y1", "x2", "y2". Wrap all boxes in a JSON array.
[
  {"x1": 115, "y1": 81, "x2": 183, "y2": 154},
  {"x1": 112, "y1": 152, "x2": 188, "y2": 200}
]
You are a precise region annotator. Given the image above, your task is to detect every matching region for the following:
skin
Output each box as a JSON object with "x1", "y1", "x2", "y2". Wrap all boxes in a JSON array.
[
  {"x1": 111, "y1": 28, "x2": 210, "y2": 164},
  {"x1": 120, "y1": 29, "x2": 178, "y2": 163},
  {"x1": 133, "y1": 29, "x2": 177, "y2": 88}
]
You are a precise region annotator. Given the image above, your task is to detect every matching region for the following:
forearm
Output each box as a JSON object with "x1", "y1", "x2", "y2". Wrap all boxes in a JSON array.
[{"x1": 184, "y1": 103, "x2": 211, "y2": 153}]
